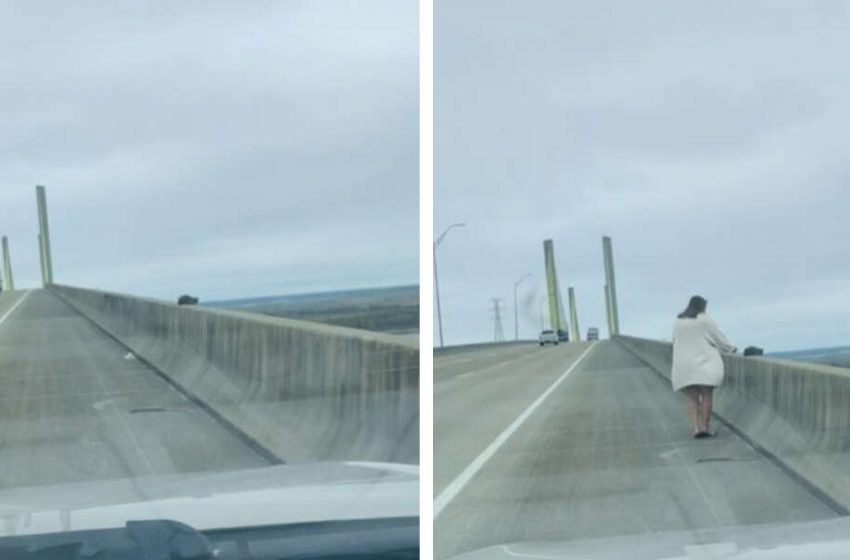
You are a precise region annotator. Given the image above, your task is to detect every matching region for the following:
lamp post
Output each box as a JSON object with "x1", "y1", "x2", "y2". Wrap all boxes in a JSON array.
[
  {"x1": 513, "y1": 273, "x2": 531, "y2": 340},
  {"x1": 434, "y1": 222, "x2": 466, "y2": 347}
]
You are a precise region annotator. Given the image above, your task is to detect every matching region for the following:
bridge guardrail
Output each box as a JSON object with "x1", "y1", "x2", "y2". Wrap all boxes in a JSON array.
[
  {"x1": 433, "y1": 340, "x2": 535, "y2": 357},
  {"x1": 50, "y1": 284, "x2": 419, "y2": 465}
]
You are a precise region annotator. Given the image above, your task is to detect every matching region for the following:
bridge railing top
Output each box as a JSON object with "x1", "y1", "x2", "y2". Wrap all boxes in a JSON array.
[
  {"x1": 614, "y1": 333, "x2": 850, "y2": 379},
  {"x1": 50, "y1": 283, "x2": 418, "y2": 351}
]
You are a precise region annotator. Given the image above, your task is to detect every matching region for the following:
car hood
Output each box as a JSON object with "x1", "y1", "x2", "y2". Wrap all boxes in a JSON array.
[
  {"x1": 0, "y1": 461, "x2": 418, "y2": 537},
  {"x1": 447, "y1": 517, "x2": 850, "y2": 560}
]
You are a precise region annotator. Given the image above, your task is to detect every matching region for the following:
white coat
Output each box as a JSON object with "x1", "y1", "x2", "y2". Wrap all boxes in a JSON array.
[{"x1": 671, "y1": 313, "x2": 736, "y2": 391}]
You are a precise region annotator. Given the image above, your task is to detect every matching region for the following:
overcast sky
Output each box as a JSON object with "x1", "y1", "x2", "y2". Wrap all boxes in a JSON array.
[
  {"x1": 0, "y1": 1, "x2": 417, "y2": 301},
  {"x1": 436, "y1": 1, "x2": 850, "y2": 352}
]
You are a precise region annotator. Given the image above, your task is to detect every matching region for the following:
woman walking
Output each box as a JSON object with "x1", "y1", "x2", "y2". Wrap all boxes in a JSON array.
[{"x1": 672, "y1": 296, "x2": 737, "y2": 438}]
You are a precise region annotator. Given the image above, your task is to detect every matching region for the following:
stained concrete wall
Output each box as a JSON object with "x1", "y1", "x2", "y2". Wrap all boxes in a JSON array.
[
  {"x1": 50, "y1": 285, "x2": 419, "y2": 465},
  {"x1": 616, "y1": 334, "x2": 850, "y2": 511}
]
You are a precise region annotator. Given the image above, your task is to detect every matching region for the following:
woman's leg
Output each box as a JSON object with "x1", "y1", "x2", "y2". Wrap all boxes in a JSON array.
[
  {"x1": 698, "y1": 386, "x2": 714, "y2": 433},
  {"x1": 682, "y1": 386, "x2": 700, "y2": 433}
]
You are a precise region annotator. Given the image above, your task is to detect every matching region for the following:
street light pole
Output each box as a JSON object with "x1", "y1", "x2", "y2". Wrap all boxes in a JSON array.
[
  {"x1": 513, "y1": 273, "x2": 531, "y2": 341},
  {"x1": 434, "y1": 222, "x2": 466, "y2": 347}
]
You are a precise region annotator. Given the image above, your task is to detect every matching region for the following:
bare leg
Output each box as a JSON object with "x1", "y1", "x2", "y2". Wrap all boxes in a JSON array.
[
  {"x1": 699, "y1": 386, "x2": 714, "y2": 433},
  {"x1": 682, "y1": 386, "x2": 700, "y2": 434}
]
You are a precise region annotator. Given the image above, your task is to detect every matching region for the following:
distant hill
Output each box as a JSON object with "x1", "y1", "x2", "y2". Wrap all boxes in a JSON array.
[
  {"x1": 769, "y1": 345, "x2": 850, "y2": 369},
  {"x1": 205, "y1": 285, "x2": 419, "y2": 335}
]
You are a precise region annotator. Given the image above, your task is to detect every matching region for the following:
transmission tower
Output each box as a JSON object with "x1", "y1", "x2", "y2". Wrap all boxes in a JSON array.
[{"x1": 491, "y1": 298, "x2": 506, "y2": 342}]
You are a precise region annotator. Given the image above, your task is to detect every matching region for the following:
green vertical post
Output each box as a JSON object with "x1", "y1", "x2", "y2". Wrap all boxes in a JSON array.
[
  {"x1": 543, "y1": 240, "x2": 561, "y2": 332},
  {"x1": 557, "y1": 289, "x2": 568, "y2": 333},
  {"x1": 38, "y1": 234, "x2": 46, "y2": 286},
  {"x1": 568, "y1": 287, "x2": 580, "y2": 342},
  {"x1": 602, "y1": 236, "x2": 619, "y2": 335},
  {"x1": 36, "y1": 185, "x2": 54, "y2": 286},
  {"x1": 2, "y1": 236, "x2": 13, "y2": 291}
]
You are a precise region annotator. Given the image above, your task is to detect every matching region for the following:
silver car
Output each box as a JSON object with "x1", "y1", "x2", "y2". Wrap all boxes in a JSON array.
[{"x1": 539, "y1": 330, "x2": 559, "y2": 346}]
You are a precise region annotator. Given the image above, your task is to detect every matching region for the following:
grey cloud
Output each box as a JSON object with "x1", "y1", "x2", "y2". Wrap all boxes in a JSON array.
[
  {"x1": 1, "y1": 0, "x2": 418, "y2": 300},
  {"x1": 564, "y1": 80, "x2": 826, "y2": 160},
  {"x1": 436, "y1": 0, "x2": 850, "y2": 351}
]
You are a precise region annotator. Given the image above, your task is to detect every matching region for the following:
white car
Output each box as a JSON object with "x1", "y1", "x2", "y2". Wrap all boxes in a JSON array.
[
  {"x1": 539, "y1": 330, "x2": 559, "y2": 346},
  {"x1": 0, "y1": 462, "x2": 419, "y2": 558}
]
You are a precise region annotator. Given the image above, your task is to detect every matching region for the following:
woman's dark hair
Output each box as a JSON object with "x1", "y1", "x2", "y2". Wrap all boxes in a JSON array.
[{"x1": 678, "y1": 295, "x2": 707, "y2": 319}]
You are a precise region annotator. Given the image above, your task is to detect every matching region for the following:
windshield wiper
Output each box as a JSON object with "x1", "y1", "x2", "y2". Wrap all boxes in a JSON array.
[{"x1": 0, "y1": 519, "x2": 213, "y2": 560}]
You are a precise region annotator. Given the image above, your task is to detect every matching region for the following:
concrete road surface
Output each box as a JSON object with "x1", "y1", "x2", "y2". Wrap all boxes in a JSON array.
[
  {"x1": 434, "y1": 341, "x2": 840, "y2": 559},
  {"x1": 0, "y1": 289, "x2": 271, "y2": 491}
]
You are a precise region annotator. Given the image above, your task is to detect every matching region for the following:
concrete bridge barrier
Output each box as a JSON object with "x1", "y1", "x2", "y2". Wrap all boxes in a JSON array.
[
  {"x1": 50, "y1": 285, "x2": 419, "y2": 465},
  {"x1": 616, "y1": 334, "x2": 850, "y2": 512},
  {"x1": 433, "y1": 341, "x2": 534, "y2": 357}
]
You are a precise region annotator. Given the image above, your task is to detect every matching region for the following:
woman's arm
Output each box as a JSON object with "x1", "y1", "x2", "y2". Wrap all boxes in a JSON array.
[{"x1": 702, "y1": 315, "x2": 736, "y2": 353}]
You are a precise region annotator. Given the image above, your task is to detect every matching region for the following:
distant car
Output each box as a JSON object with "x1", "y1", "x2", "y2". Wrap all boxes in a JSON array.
[
  {"x1": 587, "y1": 327, "x2": 599, "y2": 341},
  {"x1": 539, "y1": 330, "x2": 559, "y2": 346},
  {"x1": 178, "y1": 294, "x2": 199, "y2": 306},
  {"x1": 556, "y1": 329, "x2": 569, "y2": 342}
]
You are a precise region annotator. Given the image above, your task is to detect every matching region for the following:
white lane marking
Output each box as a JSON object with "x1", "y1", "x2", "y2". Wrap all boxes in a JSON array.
[
  {"x1": 434, "y1": 342, "x2": 597, "y2": 518},
  {"x1": 0, "y1": 291, "x2": 31, "y2": 330}
]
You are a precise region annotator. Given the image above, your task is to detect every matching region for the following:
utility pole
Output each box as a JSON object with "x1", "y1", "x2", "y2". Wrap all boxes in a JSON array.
[
  {"x1": 513, "y1": 273, "x2": 531, "y2": 340},
  {"x1": 491, "y1": 298, "x2": 506, "y2": 342}
]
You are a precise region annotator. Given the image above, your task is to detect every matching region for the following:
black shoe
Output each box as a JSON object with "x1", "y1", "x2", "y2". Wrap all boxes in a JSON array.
[{"x1": 695, "y1": 431, "x2": 717, "y2": 439}]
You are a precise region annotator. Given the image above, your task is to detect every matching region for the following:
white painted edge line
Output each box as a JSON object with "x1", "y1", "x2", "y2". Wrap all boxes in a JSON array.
[
  {"x1": 434, "y1": 342, "x2": 598, "y2": 518},
  {"x1": 0, "y1": 290, "x2": 31, "y2": 329}
]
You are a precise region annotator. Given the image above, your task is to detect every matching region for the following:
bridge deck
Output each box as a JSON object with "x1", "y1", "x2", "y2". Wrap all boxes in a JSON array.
[
  {"x1": 434, "y1": 341, "x2": 839, "y2": 559},
  {"x1": 0, "y1": 289, "x2": 271, "y2": 491}
]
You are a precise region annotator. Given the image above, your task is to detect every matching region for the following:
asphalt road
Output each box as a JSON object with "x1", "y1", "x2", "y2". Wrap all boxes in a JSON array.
[
  {"x1": 435, "y1": 342, "x2": 594, "y2": 495},
  {"x1": 434, "y1": 340, "x2": 840, "y2": 559},
  {"x1": 0, "y1": 289, "x2": 272, "y2": 491}
]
